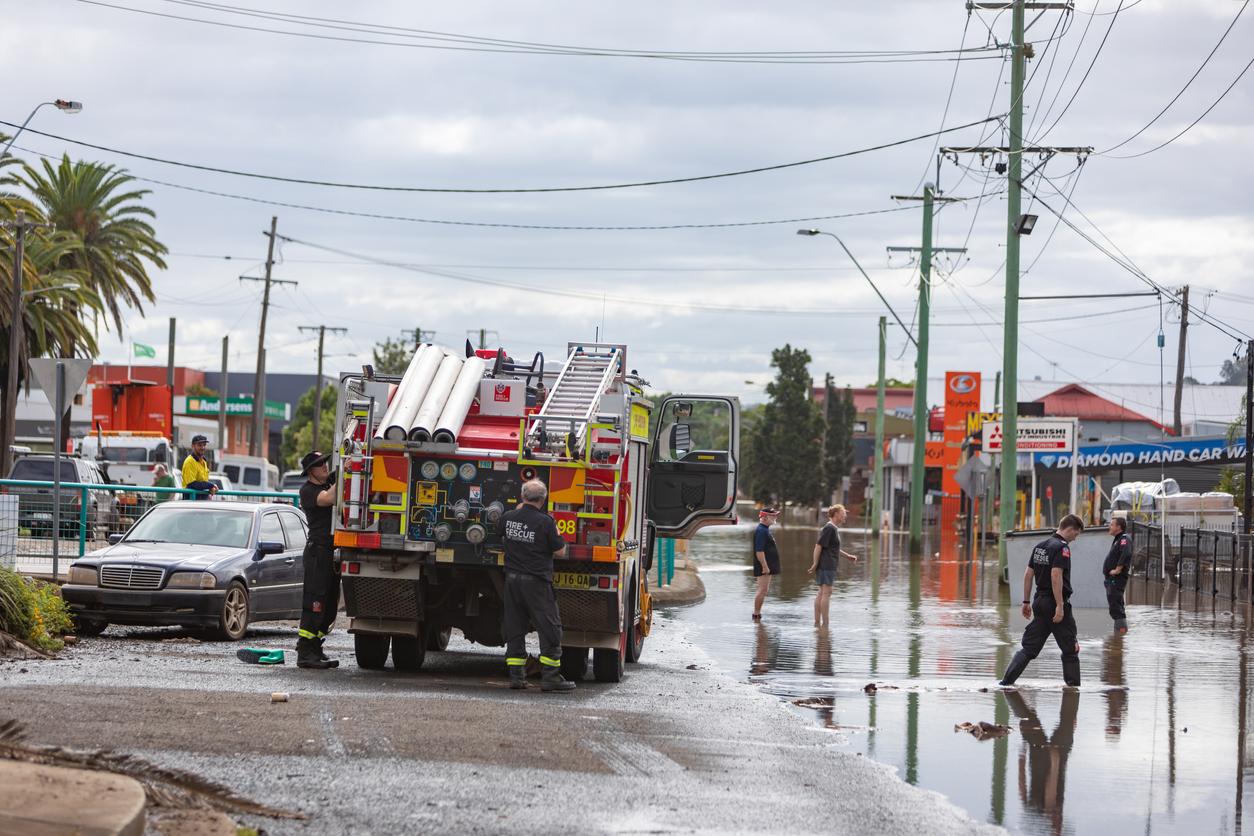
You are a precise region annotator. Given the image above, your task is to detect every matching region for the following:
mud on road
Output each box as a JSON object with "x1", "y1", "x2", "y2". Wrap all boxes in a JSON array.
[{"x1": 0, "y1": 616, "x2": 995, "y2": 835}]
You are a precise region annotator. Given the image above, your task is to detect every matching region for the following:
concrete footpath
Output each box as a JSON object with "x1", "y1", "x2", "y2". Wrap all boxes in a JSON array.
[
  {"x1": 0, "y1": 616, "x2": 998, "y2": 834},
  {"x1": 0, "y1": 760, "x2": 145, "y2": 836},
  {"x1": 647, "y1": 557, "x2": 705, "y2": 606}
]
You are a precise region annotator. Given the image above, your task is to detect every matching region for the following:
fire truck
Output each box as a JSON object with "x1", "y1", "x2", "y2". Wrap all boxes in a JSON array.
[{"x1": 331, "y1": 341, "x2": 739, "y2": 682}]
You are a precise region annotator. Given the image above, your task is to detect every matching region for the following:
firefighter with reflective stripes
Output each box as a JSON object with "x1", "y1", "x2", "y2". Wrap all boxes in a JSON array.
[
  {"x1": 296, "y1": 451, "x2": 340, "y2": 670},
  {"x1": 1103, "y1": 515, "x2": 1133, "y2": 634},
  {"x1": 496, "y1": 479, "x2": 575, "y2": 692}
]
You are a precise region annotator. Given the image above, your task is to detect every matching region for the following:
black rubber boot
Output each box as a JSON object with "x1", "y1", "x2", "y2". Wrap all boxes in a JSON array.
[
  {"x1": 541, "y1": 665, "x2": 575, "y2": 693},
  {"x1": 1114, "y1": 618, "x2": 1128, "y2": 634},
  {"x1": 1062, "y1": 657, "x2": 1081, "y2": 687},
  {"x1": 509, "y1": 666, "x2": 527, "y2": 690},
  {"x1": 999, "y1": 650, "x2": 1031, "y2": 686},
  {"x1": 316, "y1": 639, "x2": 339, "y2": 668},
  {"x1": 297, "y1": 637, "x2": 335, "y2": 669}
]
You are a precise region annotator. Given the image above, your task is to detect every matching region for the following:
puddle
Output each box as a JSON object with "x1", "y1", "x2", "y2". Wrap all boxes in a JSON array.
[{"x1": 677, "y1": 523, "x2": 1254, "y2": 835}]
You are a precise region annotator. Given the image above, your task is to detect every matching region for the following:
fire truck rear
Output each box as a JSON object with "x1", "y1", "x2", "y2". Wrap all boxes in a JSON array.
[{"x1": 331, "y1": 341, "x2": 739, "y2": 682}]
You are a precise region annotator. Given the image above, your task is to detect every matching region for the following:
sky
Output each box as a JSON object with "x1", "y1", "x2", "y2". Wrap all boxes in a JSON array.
[{"x1": 3, "y1": 0, "x2": 1252, "y2": 407}]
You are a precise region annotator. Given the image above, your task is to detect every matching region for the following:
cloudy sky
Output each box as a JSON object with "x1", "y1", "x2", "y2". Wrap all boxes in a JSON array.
[{"x1": 4, "y1": 0, "x2": 1252, "y2": 407}]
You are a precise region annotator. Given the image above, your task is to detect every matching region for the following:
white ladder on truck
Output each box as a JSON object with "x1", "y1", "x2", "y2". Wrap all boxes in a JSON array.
[{"x1": 530, "y1": 346, "x2": 621, "y2": 456}]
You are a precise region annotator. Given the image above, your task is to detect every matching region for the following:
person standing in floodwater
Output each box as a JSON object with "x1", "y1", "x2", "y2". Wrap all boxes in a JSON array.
[
  {"x1": 807, "y1": 504, "x2": 858, "y2": 628},
  {"x1": 751, "y1": 507, "x2": 781, "y2": 621},
  {"x1": 1000, "y1": 514, "x2": 1085, "y2": 687},
  {"x1": 1102, "y1": 515, "x2": 1133, "y2": 634}
]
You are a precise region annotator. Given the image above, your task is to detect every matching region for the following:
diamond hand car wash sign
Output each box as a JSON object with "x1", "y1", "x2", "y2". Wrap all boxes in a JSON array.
[{"x1": 982, "y1": 419, "x2": 1074, "y2": 453}]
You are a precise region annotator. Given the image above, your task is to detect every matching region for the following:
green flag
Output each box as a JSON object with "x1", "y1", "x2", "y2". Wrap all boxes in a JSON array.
[{"x1": 132, "y1": 342, "x2": 156, "y2": 359}]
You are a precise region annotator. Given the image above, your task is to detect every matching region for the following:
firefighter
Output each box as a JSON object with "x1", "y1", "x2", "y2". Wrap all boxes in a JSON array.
[
  {"x1": 496, "y1": 478, "x2": 575, "y2": 692},
  {"x1": 180, "y1": 435, "x2": 217, "y2": 500},
  {"x1": 1000, "y1": 514, "x2": 1085, "y2": 687},
  {"x1": 295, "y1": 451, "x2": 340, "y2": 670},
  {"x1": 1103, "y1": 515, "x2": 1133, "y2": 634}
]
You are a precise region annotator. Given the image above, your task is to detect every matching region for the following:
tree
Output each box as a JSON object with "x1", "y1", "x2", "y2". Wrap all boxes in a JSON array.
[
  {"x1": 185, "y1": 381, "x2": 218, "y2": 398},
  {"x1": 280, "y1": 385, "x2": 338, "y2": 470},
  {"x1": 373, "y1": 336, "x2": 413, "y2": 376},
  {"x1": 13, "y1": 155, "x2": 166, "y2": 337},
  {"x1": 1220, "y1": 351, "x2": 1250, "y2": 385},
  {"x1": 747, "y1": 345, "x2": 825, "y2": 509}
]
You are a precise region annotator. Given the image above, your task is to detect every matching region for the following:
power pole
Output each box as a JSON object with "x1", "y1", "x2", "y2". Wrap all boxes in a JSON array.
[
  {"x1": 1173, "y1": 285, "x2": 1190, "y2": 436},
  {"x1": 952, "y1": 0, "x2": 1083, "y2": 577},
  {"x1": 240, "y1": 216, "x2": 297, "y2": 457},
  {"x1": 402, "y1": 327, "x2": 435, "y2": 351},
  {"x1": 889, "y1": 187, "x2": 965, "y2": 553},
  {"x1": 298, "y1": 324, "x2": 347, "y2": 450},
  {"x1": 468, "y1": 329, "x2": 499, "y2": 351},
  {"x1": 872, "y1": 316, "x2": 887, "y2": 538},
  {"x1": 1244, "y1": 339, "x2": 1251, "y2": 536},
  {"x1": 218, "y1": 336, "x2": 228, "y2": 454},
  {"x1": 1, "y1": 211, "x2": 53, "y2": 478},
  {"x1": 166, "y1": 317, "x2": 176, "y2": 440}
]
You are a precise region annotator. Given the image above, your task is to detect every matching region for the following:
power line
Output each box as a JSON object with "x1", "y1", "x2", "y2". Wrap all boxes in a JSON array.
[
  {"x1": 0, "y1": 115, "x2": 1003, "y2": 194},
  {"x1": 1098, "y1": 0, "x2": 1248, "y2": 154},
  {"x1": 73, "y1": 0, "x2": 1006, "y2": 64},
  {"x1": 1031, "y1": 0, "x2": 1125, "y2": 141}
]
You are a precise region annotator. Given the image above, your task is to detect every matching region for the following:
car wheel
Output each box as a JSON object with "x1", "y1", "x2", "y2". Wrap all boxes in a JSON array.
[
  {"x1": 593, "y1": 643, "x2": 625, "y2": 683},
  {"x1": 72, "y1": 615, "x2": 108, "y2": 637},
  {"x1": 354, "y1": 633, "x2": 390, "y2": 669},
  {"x1": 560, "y1": 647, "x2": 588, "y2": 682},
  {"x1": 392, "y1": 631, "x2": 426, "y2": 671},
  {"x1": 210, "y1": 581, "x2": 250, "y2": 641},
  {"x1": 426, "y1": 625, "x2": 452, "y2": 652}
]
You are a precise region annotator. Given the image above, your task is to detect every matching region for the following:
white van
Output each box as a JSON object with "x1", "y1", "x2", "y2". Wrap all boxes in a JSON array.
[
  {"x1": 78, "y1": 431, "x2": 175, "y2": 487},
  {"x1": 218, "y1": 454, "x2": 280, "y2": 494}
]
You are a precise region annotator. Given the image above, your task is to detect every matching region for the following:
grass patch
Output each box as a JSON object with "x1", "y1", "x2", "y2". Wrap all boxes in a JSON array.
[{"x1": 0, "y1": 568, "x2": 74, "y2": 653}]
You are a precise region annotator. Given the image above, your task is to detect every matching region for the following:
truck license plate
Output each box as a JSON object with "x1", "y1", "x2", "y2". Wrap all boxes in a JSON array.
[{"x1": 553, "y1": 572, "x2": 590, "y2": 590}]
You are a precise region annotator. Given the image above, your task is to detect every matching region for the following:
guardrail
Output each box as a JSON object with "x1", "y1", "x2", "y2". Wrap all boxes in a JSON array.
[{"x1": 0, "y1": 479, "x2": 299, "y2": 579}]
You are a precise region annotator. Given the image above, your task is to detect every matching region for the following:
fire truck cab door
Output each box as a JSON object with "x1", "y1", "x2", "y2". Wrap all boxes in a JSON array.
[{"x1": 646, "y1": 395, "x2": 739, "y2": 539}]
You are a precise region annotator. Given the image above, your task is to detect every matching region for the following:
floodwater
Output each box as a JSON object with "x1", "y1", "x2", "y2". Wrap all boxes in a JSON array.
[{"x1": 678, "y1": 521, "x2": 1254, "y2": 836}]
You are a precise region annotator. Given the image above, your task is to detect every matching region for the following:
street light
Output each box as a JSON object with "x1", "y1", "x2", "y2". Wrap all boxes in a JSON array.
[
  {"x1": 0, "y1": 99, "x2": 83, "y2": 159},
  {"x1": 1015, "y1": 213, "x2": 1039, "y2": 235},
  {"x1": 2, "y1": 96, "x2": 80, "y2": 478},
  {"x1": 795, "y1": 228, "x2": 917, "y2": 348}
]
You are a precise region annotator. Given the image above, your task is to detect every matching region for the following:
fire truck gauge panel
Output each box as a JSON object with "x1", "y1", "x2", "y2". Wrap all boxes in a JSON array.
[
  {"x1": 419, "y1": 460, "x2": 439, "y2": 480},
  {"x1": 439, "y1": 462, "x2": 458, "y2": 481},
  {"x1": 458, "y1": 462, "x2": 477, "y2": 481}
]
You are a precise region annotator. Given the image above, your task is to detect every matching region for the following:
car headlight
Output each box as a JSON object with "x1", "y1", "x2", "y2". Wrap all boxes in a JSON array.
[
  {"x1": 166, "y1": 571, "x2": 217, "y2": 590},
  {"x1": 68, "y1": 566, "x2": 98, "y2": 586}
]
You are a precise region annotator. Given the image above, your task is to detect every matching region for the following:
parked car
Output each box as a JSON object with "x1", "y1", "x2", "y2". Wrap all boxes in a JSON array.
[
  {"x1": 61, "y1": 501, "x2": 309, "y2": 640},
  {"x1": 5, "y1": 455, "x2": 118, "y2": 539},
  {"x1": 207, "y1": 472, "x2": 237, "y2": 500},
  {"x1": 279, "y1": 469, "x2": 304, "y2": 492}
]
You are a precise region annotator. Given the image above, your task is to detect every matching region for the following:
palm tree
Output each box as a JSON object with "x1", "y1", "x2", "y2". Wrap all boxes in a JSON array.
[{"x1": 13, "y1": 154, "x2": 166, "y2": 336}]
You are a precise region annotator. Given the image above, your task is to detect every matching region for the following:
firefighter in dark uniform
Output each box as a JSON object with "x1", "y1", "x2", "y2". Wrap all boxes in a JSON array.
[
  {"x1": 295, "y1": 451, "x2": 340, "y2": 670},
  {"x1": 1103, "y1": 515, "x2": 1133, "y2": 634},
  {"x1": 496, "y1": 478, "x2": 575, "y2": 692},
  {"x1": 1000, "y1": 514, "x2": 1085, "y2": 687}
]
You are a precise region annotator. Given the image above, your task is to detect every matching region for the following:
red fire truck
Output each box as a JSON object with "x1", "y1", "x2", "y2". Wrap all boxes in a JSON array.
[{"x1": 331, "y1": 341, "x2": 739, "y2": 682}]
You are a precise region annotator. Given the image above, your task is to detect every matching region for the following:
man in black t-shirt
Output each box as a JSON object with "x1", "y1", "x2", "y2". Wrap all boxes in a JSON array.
[
  {"x1": 294, "y1": 451, "x2": 339, "y2": 670},
  {"x1": 496, "y1": 479, "x2": 575, "y2": 692},
  {"x1": 1000, "y1": 514, "x2": 1085, "y2": 687},
  {"x1": 806, "y1": 505, "x2": 858, "y2": 628},
  {"x1": 1102, "y1": 515, "x2": 1133, "y2": 633}
]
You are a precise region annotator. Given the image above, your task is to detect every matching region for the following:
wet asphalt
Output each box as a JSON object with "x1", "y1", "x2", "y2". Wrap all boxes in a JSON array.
[{"x1": 0, "y1": 611, "x2": 996, "y2": 834}]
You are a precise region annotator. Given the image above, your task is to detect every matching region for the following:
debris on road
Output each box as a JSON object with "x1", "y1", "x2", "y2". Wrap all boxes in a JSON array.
[
  {"x1": 792, "y1": 697, "x2": 835, "y2": 709},
  {"x1": 954, "y1": 721, "x2": 1012, "y2": 741},
  {"x1": 160, "y1": 636, "x2": 202, "y2": 645},
  {"x1": 270, "y1": 692, "x2": 289, "y2": 703}
]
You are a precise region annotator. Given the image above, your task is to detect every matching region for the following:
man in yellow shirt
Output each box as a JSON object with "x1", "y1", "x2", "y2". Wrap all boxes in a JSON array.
[{"x1": 181, "y1": 435, "x2": 217, "y2": 500}]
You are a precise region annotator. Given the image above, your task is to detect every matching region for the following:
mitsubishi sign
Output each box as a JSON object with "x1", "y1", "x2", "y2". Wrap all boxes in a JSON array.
[{"x1": 982, "y1": 418, "x2": 1075, "y2": 453}]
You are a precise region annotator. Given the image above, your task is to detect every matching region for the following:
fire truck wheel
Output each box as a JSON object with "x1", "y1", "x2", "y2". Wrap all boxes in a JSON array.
[
  {"x1": 625, "y1": 568, "x2": 644, "y2": 664},
  {"x1": 426, "y1": 626, "x2": 452, "y2": 652},
  {"x1": 559, "y1": 647, "x2": 588, "y2": 681},
  {"x1": 354, "y1": 633, "x2": 390, "y2": 670},
  {"x1": 593, "y1": 645, "x2": 624, "y2": 683},
  {"x1": 391, "y1": 633, "x2": 427, "y2": 671}
]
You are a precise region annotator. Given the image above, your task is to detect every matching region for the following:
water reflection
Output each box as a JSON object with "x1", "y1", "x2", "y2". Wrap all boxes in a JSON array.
[{"x1": 679, "y1": 521, "x2": 1254, "y2": 835}]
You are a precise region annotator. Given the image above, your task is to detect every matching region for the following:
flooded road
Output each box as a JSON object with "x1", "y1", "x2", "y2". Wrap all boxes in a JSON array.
[{"x1": 678, "y1": 521, "x2": 1254, "y2": 836}]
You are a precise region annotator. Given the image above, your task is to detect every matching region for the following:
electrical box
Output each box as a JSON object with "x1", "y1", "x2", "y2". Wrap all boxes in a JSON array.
[{"x1": 477, "y1": 379, "x2": 526, "y2": 417}]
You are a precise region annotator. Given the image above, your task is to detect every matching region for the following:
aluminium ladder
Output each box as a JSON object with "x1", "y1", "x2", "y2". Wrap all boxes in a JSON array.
[{"x1": 529, "y1": 346, "x2": 621, "y2": 457}]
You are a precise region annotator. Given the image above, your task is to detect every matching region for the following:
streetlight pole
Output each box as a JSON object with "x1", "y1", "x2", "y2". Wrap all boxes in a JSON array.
[{"x1": 1, "y1": 99, "x2": 81, "y2": 478}]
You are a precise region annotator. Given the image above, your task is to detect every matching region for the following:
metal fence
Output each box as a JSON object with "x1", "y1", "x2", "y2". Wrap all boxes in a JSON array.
[
  {"x1": 1130, "y1": 520, "x2": 1254, "y2": 603},
  {"x1": 0, "y1": 479, "x2": 298, "y2": 579}
]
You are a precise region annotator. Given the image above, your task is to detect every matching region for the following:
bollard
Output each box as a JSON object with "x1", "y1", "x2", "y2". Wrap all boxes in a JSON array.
[{"x1": 78, "y1": 487, "x2": 88, "y2": 558}]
